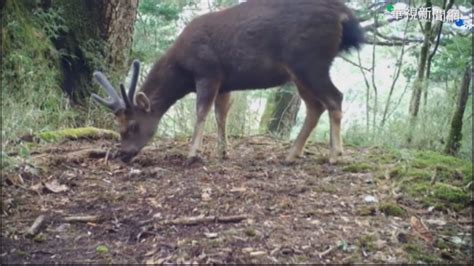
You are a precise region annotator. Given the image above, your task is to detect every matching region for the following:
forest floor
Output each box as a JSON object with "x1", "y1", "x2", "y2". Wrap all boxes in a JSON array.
[{"x1": 1, "y1": 135, "x2": 472, "y2": 264}]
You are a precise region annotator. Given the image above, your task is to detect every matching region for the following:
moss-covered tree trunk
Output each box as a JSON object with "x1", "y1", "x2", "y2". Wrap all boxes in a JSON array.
[
  {"x1": 260, "y1": 84, "x2": 301, "y2": 138},
  {"x1": 50, "y1": 0, "x2": 139, "y2": 103},
  {"x1": 444, "y1": 65, "x2": 471, "y2": 156}
]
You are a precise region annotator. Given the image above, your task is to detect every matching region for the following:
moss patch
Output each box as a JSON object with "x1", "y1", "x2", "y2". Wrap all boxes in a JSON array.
[
  {"x1": 378, "y1": 202, "x2": 405, "y2": 217},
  {"x1": 432, "y1": 183, "x2": 469, "y2": 204},
  {"x1": 343, "y1": 163, "x2": 374, "y2": 173},
  {"x1": 402, "y1": 181, "x2": 469, "y2": 211},
  {"x1": 387, "y1": 149, "x2": 472, "y2": 211},
  {"x1": 356, "y1": 206, "x2": 377, "y2": 216},
  {"x1": 357, "y1": 234, "x2": 376, "y2": 252},
  {"x1": 37, "y1": 127, "x2": 119, "y2": 143},
  {"x1": 403, "y1": 243, "x2": 440, "y2": 263}
]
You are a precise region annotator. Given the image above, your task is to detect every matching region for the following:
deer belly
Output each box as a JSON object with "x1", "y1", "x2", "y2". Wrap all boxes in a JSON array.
[{"x1": 222, "y1": 65, "x2": 290, "y2": 91}]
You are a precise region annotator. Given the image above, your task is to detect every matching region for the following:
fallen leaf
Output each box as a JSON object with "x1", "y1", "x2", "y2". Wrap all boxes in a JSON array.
[
  {"x1": 6, "y1": 174, "x2": 24, "y2": 186},
  {"x1": 425, "y1": 218, "x2": 447, "y2": 226},
  {"x1": 145, "y1": 258, "x2": 155, "y2": 265},
  {"x1": 449, "y1": 236, "x2": 465, "y2": 246},
  {"x1": 242, "y1": 247, "x2": 254, "y2": 253},
  {"x1": 410, "y1": 216, "x2": 433, "y2": 245},
  {"x1": 204, "y1": 232, "x2": 218, "y2": 239},
  {"x1": 29, "y1": 182, "x2": 44, "y2": 193},
  {"x1": 201, "y1": 187, "x2": 212, "y2": 202},
  {"x1": 44, "y1": 180, "x2": 69, "y2": 193},
  {"x1": 129, "y1": 168, "x2": 142, "y2": 176},
  {"x1": 230, "y1": 187, "x2": 247, "y2": 193}
]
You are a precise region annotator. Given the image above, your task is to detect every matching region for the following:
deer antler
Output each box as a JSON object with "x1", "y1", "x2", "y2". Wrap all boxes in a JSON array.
[
  {"x1": 91, "y1": 72, "x2": 125, "y2": 113},
  {"x1": 91, "y1": 60, "x2": 142, "y2": 113},
  {"x1": 128, "y1": 60, "x2": 140, "y2": 105}
]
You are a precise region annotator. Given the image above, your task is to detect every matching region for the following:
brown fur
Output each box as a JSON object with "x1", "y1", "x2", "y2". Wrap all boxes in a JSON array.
[{"x1": 100, "y1": 0, "x2": 364, "y2": 163}]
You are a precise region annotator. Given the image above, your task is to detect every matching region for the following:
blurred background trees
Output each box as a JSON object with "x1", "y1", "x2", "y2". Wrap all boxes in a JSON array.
[{"x1": 1, "y1": 0, "x2": 472, "y2": 159}]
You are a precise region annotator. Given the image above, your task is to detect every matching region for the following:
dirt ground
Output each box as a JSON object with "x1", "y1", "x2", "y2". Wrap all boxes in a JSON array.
[{"x1": 1, "y1": 136, "x2": 472, "y2": 264}]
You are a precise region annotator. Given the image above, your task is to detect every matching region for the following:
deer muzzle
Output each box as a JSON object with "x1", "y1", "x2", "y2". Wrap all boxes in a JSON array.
[{"x1": 119, "y1": 149, "x2": 139, "y2": 163}]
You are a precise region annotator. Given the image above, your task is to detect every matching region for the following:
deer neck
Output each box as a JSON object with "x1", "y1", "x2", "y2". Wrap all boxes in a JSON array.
[{"x1": 140, "y1": 55, "x2": 191, "y2": 117}]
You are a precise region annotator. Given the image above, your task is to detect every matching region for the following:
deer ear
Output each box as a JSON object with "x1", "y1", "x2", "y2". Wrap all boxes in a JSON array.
[{"x1": 135, "y1": 92, "x2": 151, "y2": 113}]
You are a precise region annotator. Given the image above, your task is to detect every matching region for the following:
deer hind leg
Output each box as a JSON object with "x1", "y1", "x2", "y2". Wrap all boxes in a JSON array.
[
  {"x1": 214, "y1": 92, "x2": 232, "y2": 159},
  {"x1": 289, "y1": 66, "x2": 344, "y2": 163},
  {"x1": 322, "y1": 82, "x2": 344, "y2": 163},
  {"x1": 188, "y1": 79, "x2": 220, "y2": 161},
  {"x1": 286, "y1": 81, "x2": 326, "y2": 162}
]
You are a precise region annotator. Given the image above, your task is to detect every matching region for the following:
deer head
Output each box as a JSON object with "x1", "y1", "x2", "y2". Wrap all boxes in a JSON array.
[{"x1": 92, "y1": 60, "x2": 157, "y2": 163}]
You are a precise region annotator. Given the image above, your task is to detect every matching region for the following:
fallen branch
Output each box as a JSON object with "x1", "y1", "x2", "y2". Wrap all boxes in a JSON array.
[
  {"x1": 318, "y1": 245, "x2": 336, "y2": 258},
  {"x1": 215, "y1": 215, "x2": 248, "y2": 223},
  {"x1": 161, "y1": 215, "x2": 247, "y2": 226},
  {"x1": 25, "y1": 215, "x2": 46, "y2": 237},
  {"x1": 63, "y1": 215, "x2": 102, "y2": 223}
]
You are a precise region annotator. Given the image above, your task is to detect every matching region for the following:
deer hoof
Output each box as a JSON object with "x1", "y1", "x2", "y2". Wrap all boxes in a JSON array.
[
  {"x1": 185, "y1": 156, "x2": 204, "y2": 166},
  {"x1": 282, "y1": 157, "x2": 298, "y2": 166},
  {"x1": 328, "y1": 154, "x2": 343, "y2": 165}
]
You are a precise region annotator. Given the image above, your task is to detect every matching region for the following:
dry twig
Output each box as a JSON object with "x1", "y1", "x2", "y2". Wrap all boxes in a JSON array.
[
  {"x1": 318, "y1": 245, "x2": 336, "y2": 258},
  {"x1": 25, "y1": 215, "x2": 46, "y2": 237},
  {"x1": 63, "y1": 215, "x2": 102, "y2": 223},
  {"x1": 161, "y1": 215, "x2": 247, "y2": 226}
]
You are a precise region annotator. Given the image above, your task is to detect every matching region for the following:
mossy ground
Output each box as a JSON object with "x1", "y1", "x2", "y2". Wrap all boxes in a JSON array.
[
  {"x1": 355, "y1": 148, "x2": 472, "y2": 211},
  {"x1": 37, "y1": 127, "x2": 119, "y2": 142}
]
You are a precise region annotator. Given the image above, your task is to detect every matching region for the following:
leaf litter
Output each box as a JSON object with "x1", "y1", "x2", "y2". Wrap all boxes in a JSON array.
[{"x1": 1, "y1": 136, "x2": 472, "y2": 264}]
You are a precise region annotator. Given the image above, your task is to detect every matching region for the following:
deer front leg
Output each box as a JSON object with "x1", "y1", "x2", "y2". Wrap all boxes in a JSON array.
[
  {"x1": 214, "y1": 92, "x2": 232, "y2": 159},
  {"x1": 187, "y1": 79, "x2": 220, "y2": 163}
]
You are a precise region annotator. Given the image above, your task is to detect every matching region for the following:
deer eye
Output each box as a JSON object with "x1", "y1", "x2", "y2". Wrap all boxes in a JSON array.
[{"x1": 128, "y1": 121, "x2": 139, "y2": 133}]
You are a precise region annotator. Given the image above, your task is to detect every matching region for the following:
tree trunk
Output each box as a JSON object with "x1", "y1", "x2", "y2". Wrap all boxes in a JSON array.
[
  {"x1": 444, "y1": 65, "x2": 471, "y2": 156},
  {"x1": 260, "y1": 84, "x2": 302, "y2": 138},
  {"x1": 100, "y1": 0, "x2": 140, "y2": 73},
  {"x1": 52, "y1": 0, "x2": 139, "y2": 103},
  {"x1": 407, "y1": 0, "x2": 432, "y2": 143},
  {"x1": 423, "y1": 0, "x2": 454, "y2": 108}
]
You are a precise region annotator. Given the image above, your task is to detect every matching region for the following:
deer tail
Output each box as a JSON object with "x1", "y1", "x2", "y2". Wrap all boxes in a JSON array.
[{"x1": 338, "y1": 11, "x2": 365, "y2": 53}]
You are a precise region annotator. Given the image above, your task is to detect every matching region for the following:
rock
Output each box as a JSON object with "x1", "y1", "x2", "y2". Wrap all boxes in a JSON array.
[{"x1": 363, "y1": 195, "x2": 378, "y2": 203}]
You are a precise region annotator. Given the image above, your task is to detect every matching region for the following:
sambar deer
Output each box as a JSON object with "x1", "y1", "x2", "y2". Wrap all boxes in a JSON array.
[{"x1": 92, "y1": 0, "x2": 364, "y2": 164}]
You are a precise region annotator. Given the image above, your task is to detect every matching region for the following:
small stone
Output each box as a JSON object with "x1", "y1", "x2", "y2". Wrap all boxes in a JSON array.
[{"x1": 363, "y1": 195, "x2": 378, "y2": 203}]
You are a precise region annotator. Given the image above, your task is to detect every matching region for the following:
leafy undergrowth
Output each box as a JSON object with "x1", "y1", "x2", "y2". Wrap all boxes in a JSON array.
[{"x1": 1, "y1": 135, "x2": 472, "y2": 264}]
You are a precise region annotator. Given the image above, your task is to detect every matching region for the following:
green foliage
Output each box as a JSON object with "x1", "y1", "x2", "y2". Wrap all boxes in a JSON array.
[
  {"x1": 1, "y1": 1, "x2": 82, "y2": 145},
  {"x1": 357, "y1": 234, "x2": 376, "y2": 252},
  {"x1": 139, "y1": 0, "x2": 191, "y2": 20},
  {"x1": 432, "y1": 183, "x2": 470, "y2": 204},
  {"x1": 431, "y1": 36, "x2": 472, "y2": 82},
  {"x1": 133, "y1": 0, "x2": 195, "y2": 62},
  {"x1": 378, "y1": 202, "x2": 406, "y2": 217},
  {"x1": 95, "y1": 244, "x2": 109, "y2": 255}
]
